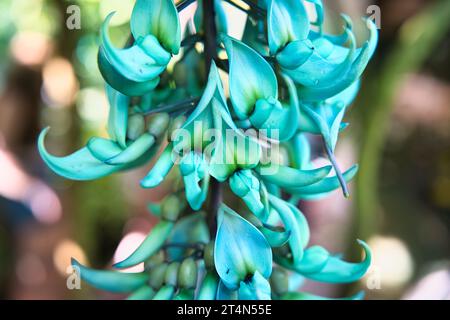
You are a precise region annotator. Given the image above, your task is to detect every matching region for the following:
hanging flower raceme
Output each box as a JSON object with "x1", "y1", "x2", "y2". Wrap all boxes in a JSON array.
[{"x1": 37, "y1": 0, "x2": 378, "y2": 301}]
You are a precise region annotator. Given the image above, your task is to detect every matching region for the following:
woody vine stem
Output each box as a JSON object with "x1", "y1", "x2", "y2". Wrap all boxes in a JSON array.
[{"x1": 202, "y1": 0, "x2": 222, "y2": 236}]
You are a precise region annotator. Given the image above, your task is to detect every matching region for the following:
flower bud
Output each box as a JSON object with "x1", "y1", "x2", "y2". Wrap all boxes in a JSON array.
[
  {"x1": 127, "y1": 114, "x2": 146, "y2": 141},
  {"x1": 147, "y1": 113, "x2": 170, "y2": 138},
  {"x1": 148, "y1": 263, "x2": 168, "y2": 289},
  {"x1": 161, "y1": 195, "x2": 181, "y2": 222},
  {"x1": 164, "y1": 262, "x2": 181, "y2": 287},
  {"x1": 178, "y1": 258, "x2": 198, "y2": 289}
]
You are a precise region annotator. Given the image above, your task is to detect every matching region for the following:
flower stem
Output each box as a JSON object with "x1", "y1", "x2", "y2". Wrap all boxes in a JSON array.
[
  {"x1": 176, "y1": 0, "x2": 196, "y2": 12},
  {"x1": 322, "y1": 137, "x2": 350, "y2": 198},
  {"x1": 143, "y1": 97, "x2": 199, "y2": 116},
  {"x1": 202, "y1": 0, "x2": 222, "y2": 236}
]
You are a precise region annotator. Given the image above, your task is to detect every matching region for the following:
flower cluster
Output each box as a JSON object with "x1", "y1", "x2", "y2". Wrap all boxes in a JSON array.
[{"x1": 39, "y1": 0, "x2": 377, "y2": 300}]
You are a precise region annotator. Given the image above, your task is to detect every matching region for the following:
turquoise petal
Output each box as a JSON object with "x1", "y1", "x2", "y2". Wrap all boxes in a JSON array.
[
  {"x1": 282, "y1": 291, "x2": 365, "y2": 300},
  {"x1": 215, "y1": 205, "x2": 272, "y2": 290},
  {"x1": 267, "y1": 0, "x2": 310, "y2": 54},
  {"x1": 86, "y1": 137, "x2": 123, "y2": 162},
  {"x1": 276, "y1": 39, "x2": 314, "y2": 70},
  {"x1": 216, "y1": 280, "x2": 238, "y2": 300},
  {"x1": 298, "y1": 19, "x2": 378, "y2": 101},
  {"x1": 255, "y1": 164, "x2": 332, "y2": 189},
  {"x1": 99, "y1": 13, "x2": 170, "y2": 96},
  {"x1": 249, "y1": 74, "x2": 300, "y2": 141},
  {"x1": 141, "y1": 143, "x2": 175, "y2": 188},
  {"x1": 287, "y1": 164, "x2": 358, "y2": 197},
  {"x1": 269, "y1": 195, "x2": 309, "y2": 264},
  {"x1": 114, "y1": 220, "x2": 174, "y2": 268},
  {"x1": 305, "y1": 240, "x2": 372, "y2": 284},
  {"x1": 106, "y1": 133, "x2": 156, "y2": 165},
  {"x1": 301, "y1": 102, "x2": 347, "y2": 151},
  {"x1": 275, "y1": 245, "x2": 329, "y2": 274},
  {"x1": 179, "y1": 152, "x2": 210, "y2": 211},
  {"x1": 98, "y1": 45, "x2": 159, "y2": 97},
  {"x1": 306, "y1": 0, "x2": 324, "y2": 28},
  {"x1": 229, "y1": 170, "x2": 264, "y2": 217},
  {"x1": 284, "y1": 133, "x2": 312, "y2": 170},
  {"x1": 71, "y1": 259, "x2": 148, "y2": 293},
  {"x1": 131, "y1": 0, "x2": 181, "y2": 54},
  {"x1": 197, "y1": 272, "x2": 220, "y2": 300},
  {"x1": 127, "y1": 286, "x2": 155, "y2": 300},
  {"x1": 106, "y1": 85, "x2": 129, "y2": 149},
  {"x1": 326, "y1": 80, "x2": 361, "y2": 107},
  {"x1": 222, "y1": 35, "x2": 278, "y2": 119},
  {"x1": 259, "y1": 224, "x2": 291, "y2": 248},
  {"x1": 276, "y1": 241, "x2": 372, "y2": 283},
  {"x1": 39, "y1": 128, "x2": 123, "y2": 181},
  {"x1": 238, "y1": 271, "x2": 271, "y2": 300}
]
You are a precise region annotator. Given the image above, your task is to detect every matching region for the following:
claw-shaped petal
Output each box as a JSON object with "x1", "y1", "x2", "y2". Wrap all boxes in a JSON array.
[
  {"x1": 267, "y1": 0, "x2": 310, "y2": 54},
  {"x1": 141, "y1": 143, "x2": 176, "y2": 188},
  {"x1": 106, "y1": 133, "x2": 156, "y2": 165},
  {"x1": 229, "y1": 170, "x2": 264, "y2": 217},
  {"x1": 222, "y1": 35, "x2": 278, "y2": 119},
  {"x1": 114, "y1": 220, "x2": 174, "y2": 269},
  {"x1": 98, "y1": 13, "x2": 168, "y2": 96},
  {"x1": 255, "y1": 164, "x2": 332, "y2": 189},
  {"x1": 71, "y1": 259, "x2": 148, "y2": 293},
  {"x1": 39, "y1": 128, "x2": 122, "y2": 180}
]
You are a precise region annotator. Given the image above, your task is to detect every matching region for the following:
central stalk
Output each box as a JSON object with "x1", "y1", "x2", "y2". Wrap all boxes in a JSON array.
[{"x1": 202, "y1": 0, "x2": 222, "y2": 236}]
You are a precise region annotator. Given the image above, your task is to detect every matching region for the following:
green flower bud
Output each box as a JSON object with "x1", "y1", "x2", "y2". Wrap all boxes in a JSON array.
[
  {"x1": 161, "y1": 195, "x2": 181, "y2": 222},
  {"x1": 144, "y1": 251, "x2": 165, "y2": 270},
  {"x1": 203, "y1": 241, "x2": 215, "y2": 270},
  {"x1": 168, "y1": 115, "x2": 186, "y2": 141},
  {"x1": 147, "y1": 113, "x2": 170, "y2": 138},
  {"x1": 148, "y1": 263, "x2": 168, "y2": 290},
  {"x1": 270, "y1": 267, "x2": 289, "y2": 296},
  {"x1": 127, "y1": 114, "x2": 146, "y2": 141},
  {"x1": 178, "y1": 258, "x2": 198, "y2": 289},
  {"x1": 164, "y1": 262, "x2": 181, "y2": 287}
]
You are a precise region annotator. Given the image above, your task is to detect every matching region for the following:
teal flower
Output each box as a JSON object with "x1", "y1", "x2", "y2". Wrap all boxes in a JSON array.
[
  {"x1": 214, "y1": 205, "x2": 272, "y2": 299},
  {"x1": 98, "y1": 0, "x2": 181, "y2": 96},
  {"x1": 140, "y1": 62, "x2": 262, "y2": 209},
  {"x1": 267, "y1": 0, "x2": 378, "y2": 101},
  {"x1": 38, "y1": 87, "x2": 168, "y2": 181},
  {"x1": 223, "y1": 36, "x2": 299, "y2": 142}
]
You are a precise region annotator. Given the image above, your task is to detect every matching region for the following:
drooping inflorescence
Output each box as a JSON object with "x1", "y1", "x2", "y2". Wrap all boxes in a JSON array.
[{"x1": 38, "y1": 0, "x2": 377, "y2": 300}]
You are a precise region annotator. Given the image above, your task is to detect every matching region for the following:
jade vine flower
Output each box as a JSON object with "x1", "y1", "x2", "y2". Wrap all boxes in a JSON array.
[{"x1": 39, "y1": 0, "x2": 378, "y2": 300}]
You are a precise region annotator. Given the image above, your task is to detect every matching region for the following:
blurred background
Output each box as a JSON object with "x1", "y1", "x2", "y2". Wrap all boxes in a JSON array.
[{"x1": 0, "y1": 0, "x2": 448, "y2": 300}]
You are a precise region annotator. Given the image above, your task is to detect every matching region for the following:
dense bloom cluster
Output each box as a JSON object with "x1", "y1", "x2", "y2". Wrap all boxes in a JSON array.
[{"x1": 38, "y1": 0, "x2": 377, "y2": 300}]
